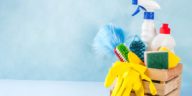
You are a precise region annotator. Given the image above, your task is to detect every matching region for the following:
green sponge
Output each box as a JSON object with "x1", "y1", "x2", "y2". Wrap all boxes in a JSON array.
[{"x1": 145, "y1": 51, "x2": 168, "y2": 69}]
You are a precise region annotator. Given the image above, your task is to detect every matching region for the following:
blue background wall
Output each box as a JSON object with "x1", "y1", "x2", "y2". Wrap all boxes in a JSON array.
[{"x1": 0, "y1": 0, "x2": 191, "y2": 92}]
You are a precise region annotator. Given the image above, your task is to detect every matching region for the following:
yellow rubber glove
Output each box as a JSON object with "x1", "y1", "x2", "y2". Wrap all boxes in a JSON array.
[
  {"x1": 104, "y1": 61, "x2": 130, "y2": 88},
  {"x1": 159, "y1": 47, "x2": 180, "y2": 68},
  {"x1": 104, "y1": 52, "x2": 157, "y2": 96},
  {"x1": 104, "y1": 51, "x2": 142, "y2": 88}
]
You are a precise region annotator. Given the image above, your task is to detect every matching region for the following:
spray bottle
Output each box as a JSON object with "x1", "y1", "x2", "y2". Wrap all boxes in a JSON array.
[{"x1": 131, "y1": 0, "x2": 160, "y2": 50}]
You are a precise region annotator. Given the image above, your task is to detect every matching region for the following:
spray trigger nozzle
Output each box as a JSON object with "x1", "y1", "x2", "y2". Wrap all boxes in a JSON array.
[{"x1": 132, "y1": 5, "x2": 146, "y2": 16}]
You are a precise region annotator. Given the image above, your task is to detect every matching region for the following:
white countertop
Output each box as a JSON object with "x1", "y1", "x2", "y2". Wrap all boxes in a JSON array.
[
  {"x1": 0, "y1": 80, "x2": 190, "y2": 96},
  {"x1": 0, "y1": 80, "x2": 109, "y2": 96}
]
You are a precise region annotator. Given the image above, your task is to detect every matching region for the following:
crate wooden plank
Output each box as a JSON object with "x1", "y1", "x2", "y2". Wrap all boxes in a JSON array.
[
  {"x1": 130, "y1": 88, "x2": 180, "y2": 96},
  {"x1": 111, "y1": 76, "x2": 182, "y2": 96},
  {"x1": 164, "y1": 76, "x2": 181, "y2": 95},
  {"x1": 166, "y1": 88, "x2": 180, "y2": 96},
  {"x1": 113, "y1": 88, "x2": 181, "y2": 96},
  {"x1": 145, "y1": 64, "x2": 183, "y2": 81},
  {"x1": 143, "y1": 75, "x2": 181, "y2": 95}
]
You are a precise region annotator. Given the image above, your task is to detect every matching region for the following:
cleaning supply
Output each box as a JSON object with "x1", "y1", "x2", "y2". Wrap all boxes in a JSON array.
[
  {"x1": 93, "y1": 24, "x2": 131, "y2": 62},
  {"x1": 151, "y1": 24, "x2": 176, "y2": 52},
  {"x1": 93, "y1": 23, "x2": 126, "y2": 58},
  {"x1": 145, "y1": 51, "x2": 169, "y2": 69},
  {"x1": 114, "y1": 44, "x2": 130, "y2": 62},
  {"x1": 105, "y1": 52, "x2": 157, "y2": 96},
  {"x1": 129, "y1": 35, "x2": 146, "y2": 62},
  {"x1": 159, "y1": 47, "x2": 180, "y2": 68},
  {"x1": 131, "y1": 0, "x2": 160, "y2": 50}
]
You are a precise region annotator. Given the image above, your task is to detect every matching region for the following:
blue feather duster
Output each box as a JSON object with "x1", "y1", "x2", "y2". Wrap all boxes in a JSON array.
[{"x1": 93, "y1": 23, "x2": 126, "y2": 57}]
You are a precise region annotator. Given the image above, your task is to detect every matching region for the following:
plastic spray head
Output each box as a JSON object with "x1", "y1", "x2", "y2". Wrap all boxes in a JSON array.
[
  {"x1": 131, "y1": 0, "x2": 160, "y2": 16},
  {"x1": 132, "y1": 5, "x2": 146, "y2": 16}
]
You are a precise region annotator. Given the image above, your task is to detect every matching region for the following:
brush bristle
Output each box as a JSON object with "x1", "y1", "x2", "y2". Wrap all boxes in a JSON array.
[
  {"x1": 93, "y1": 23, "x2": 126, "y2": 57},
  {"x1": 129, "y1": 35, "x2": 146, "y2": 61},
  {"x1": 116, "y1": 44, "x2": 129, "y2": 62}
]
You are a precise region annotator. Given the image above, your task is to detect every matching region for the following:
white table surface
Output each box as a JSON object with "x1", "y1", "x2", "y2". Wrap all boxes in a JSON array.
[
  {"x1": 0, "y1": 80, "x2": 190, "y2": 96},
  {"x1": 0, "y1": 80, "x2": 109, "y2": 96}
]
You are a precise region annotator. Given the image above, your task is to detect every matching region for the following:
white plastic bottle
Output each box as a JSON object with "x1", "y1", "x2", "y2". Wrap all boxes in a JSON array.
[
  {"x1": 141, "y1": 12, "x2": 157, "y2": 50},
  {"x1": 151, "y1": 24, "x2": 176, "y2": 52},
  {"x1": 131, "y1": 0, "x2": 160, "y2": 50}
]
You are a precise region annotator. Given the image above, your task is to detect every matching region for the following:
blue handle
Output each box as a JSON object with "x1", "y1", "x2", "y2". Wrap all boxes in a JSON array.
[{"x1": 132, "y1": 5, "x2": 146, "y2": 16}]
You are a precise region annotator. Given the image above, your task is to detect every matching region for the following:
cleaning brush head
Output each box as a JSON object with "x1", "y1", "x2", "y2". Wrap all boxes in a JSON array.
[
  {"x1": 93, "y1": 23, "x2": 126, "y2": 57},
  {"x1": 129, "y1": 35, "x2": 146, "y2": 61},
  {"x1": 114, "y1": 44, "x2": 130, "y2": 62}
]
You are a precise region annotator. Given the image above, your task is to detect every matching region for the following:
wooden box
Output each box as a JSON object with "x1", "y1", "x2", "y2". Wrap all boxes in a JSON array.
[{"x1": 111, "y1": 64, "x2": 183, "y2": 96}]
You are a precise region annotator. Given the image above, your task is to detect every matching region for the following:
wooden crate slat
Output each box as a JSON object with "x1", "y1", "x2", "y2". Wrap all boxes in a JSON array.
[
  {"x1": 166, "y1": 88, "x2": 180, "y2": 96},
  {"x1": 164, "y1": 75, "x2": 181, "y2": 95},
  {"x1": 145, "y1": 64, "x2": 182, "y2": 81},
  {"x1": 131, "y1": 88, "x2": 180, "y2": 96},
  {"x1": 143, "y1": 75, "x2": 181, "y2": 95}
]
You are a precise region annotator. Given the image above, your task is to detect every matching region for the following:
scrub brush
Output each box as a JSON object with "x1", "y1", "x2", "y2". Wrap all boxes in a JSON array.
[
  {"x1": 114, "y1": 44, "x2": 130, "y2": 62},
  {"x1": 129, "y1": 35, "x2": 146, "y2": 61}
]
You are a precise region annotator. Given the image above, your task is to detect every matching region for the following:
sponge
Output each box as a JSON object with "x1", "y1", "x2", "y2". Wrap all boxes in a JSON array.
[
  {"x1": 159, "y1": 47, "x2": 180, "y2": 68},
  {"x1": 145, "y1": 51, "x2": 169, "y2": 69},
  {"x1": 129, "y1": 35, "x2": 146, "y2": 62}
]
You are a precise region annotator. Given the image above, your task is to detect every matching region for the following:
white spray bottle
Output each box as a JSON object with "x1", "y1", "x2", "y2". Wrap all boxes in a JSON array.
[{"x1": 131, "y1": 0, "x2": 160, "y2": 50}]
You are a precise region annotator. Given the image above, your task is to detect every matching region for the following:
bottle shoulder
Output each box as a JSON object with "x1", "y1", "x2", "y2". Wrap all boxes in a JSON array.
[
  {"x1": 142, "y1": 21, "x2": 155, "y2": 28},
  {"x1": 155, "y1": 34, "x2": 174, "y2": 38},
  {"x1": 153, "y1": 34, "x2": 175, "y2": 43}
]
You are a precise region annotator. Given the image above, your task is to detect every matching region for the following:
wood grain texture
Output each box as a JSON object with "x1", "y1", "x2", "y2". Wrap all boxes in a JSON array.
[
  {"x1": 143, "y1": 75, "x2": 181, "y2": 95},
  {"x1": 130, "y1": 88, "x2": 180, "y2": 96},
  {"x1": 145, "y1": 64, "x2": 183, "y2": 81}
]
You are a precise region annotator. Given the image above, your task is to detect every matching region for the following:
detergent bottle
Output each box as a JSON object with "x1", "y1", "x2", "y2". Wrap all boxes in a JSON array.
[
  {"x1": 132, "y1": 0, "x2": 160, "y2": 50},
  {"x1": 151, "y1": 24, "x2": 176, "y2": 52}
]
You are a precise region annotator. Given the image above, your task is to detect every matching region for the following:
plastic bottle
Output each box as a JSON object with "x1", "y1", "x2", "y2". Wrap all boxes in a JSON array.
[
  {"x1": 131, "y1": 0, "x2": 160, "y2": 50},
  {"x1": 151, "y1": 24, "x2": 176, "y2": 52},
  {"x1": 141, "y1": 12, "x2": 157, "y2": 50}
]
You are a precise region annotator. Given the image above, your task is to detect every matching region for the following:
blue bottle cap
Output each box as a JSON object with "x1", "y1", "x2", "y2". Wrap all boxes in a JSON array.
[{"x1": 144, "y1": 12, "x2": 154, "y2": 20}]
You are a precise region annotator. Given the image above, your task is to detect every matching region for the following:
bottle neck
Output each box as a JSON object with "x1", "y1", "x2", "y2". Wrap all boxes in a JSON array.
[
  {"x1": 159, "y1": 33, "x2": 170, "y2": 35},
  {"x1": 143, "y1": 19, "x2": 154, "y2": 23},
  {"x1": 142, "y1": 20, "x2": 155, "y2": 27}
]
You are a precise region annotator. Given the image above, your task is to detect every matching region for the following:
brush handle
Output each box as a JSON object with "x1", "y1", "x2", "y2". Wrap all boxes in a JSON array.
[{"x1": 114, "y1": 49, "x2": 125, "y2": 62}]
